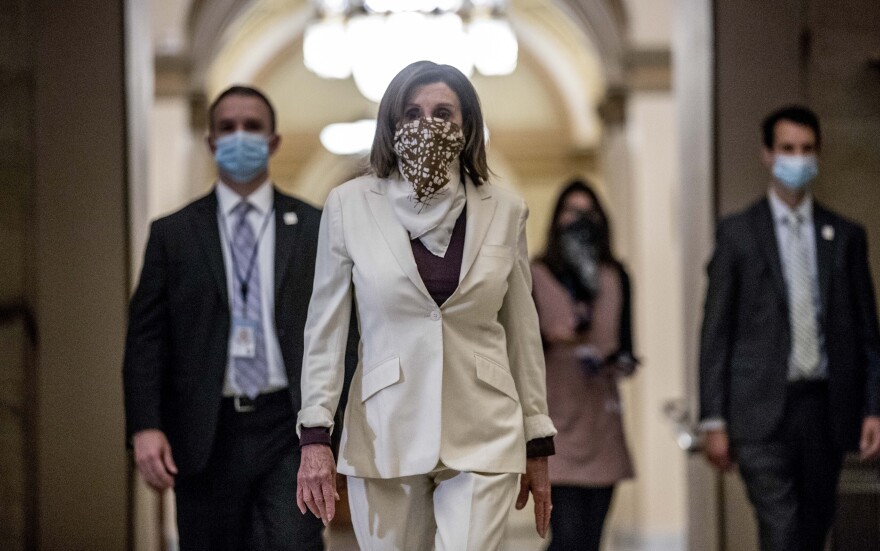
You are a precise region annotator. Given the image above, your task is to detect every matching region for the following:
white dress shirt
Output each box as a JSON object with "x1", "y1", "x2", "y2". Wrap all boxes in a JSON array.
[
  {"x1": 216, "y1": 180, "x2": 288, "y2": 396},
  {"x1": 767, "y1": 189, "x2": 828, "y2": 380},
  {"x1": 700, "y1": 189, "x2": 831, "y2": 433}
]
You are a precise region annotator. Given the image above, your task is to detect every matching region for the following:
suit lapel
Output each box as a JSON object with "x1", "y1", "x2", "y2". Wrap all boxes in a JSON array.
[
  {"x1": 273, "y1": 189, "x2": 301, "y2": 297},
  {"x1": 752, "y1": 200, "x2": 787, "y2": 304},
  {"x1": 813, "y1": 203, "x2": 836, "y2": 316},
  {"x1": 364, "y1": 181, "x2": 433, "y2": 301},
  {"x1": 459, "y1": 181, "x2": 496, "y2": 283},
  {"x1": 191, "y1": 191, "x2": 229, "y2": 307}
]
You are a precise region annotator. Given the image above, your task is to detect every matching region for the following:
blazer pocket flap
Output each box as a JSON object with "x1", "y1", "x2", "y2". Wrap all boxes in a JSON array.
[
  {"x1": 361, "y1": 356, "x2": 401, "y2": 402},
  {"x1": 480, "y1": 244, "x2": 512, "y2": 258},
  {"x1": 475, "y1": 354, "x2": 518, "y2": 401}
]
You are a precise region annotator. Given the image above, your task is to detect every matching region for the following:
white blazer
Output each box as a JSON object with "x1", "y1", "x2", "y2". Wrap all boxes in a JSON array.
[{"x1": 297, "y1": 174, "x2": 556, "y2": 479}]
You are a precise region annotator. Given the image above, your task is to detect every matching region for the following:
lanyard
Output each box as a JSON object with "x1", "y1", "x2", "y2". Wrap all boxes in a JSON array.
[{"x1": 219, "y1": 204, "x2": 274, "y2": 317}]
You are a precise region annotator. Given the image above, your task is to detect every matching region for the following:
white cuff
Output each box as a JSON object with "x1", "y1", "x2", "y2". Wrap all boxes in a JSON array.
[
  {"x1": 699, "y1": 418, "x2": 726, "y2": 433},
  {"x1": 296, "y1": 405, "x2": 335, "y2": 437},
  {"x1": 524, "y1": 413, "x2": 557, "y2": 441}
]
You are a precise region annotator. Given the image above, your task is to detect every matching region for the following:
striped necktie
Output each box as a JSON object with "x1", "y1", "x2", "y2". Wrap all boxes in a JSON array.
[
  {"x1": 784, "y1": 213, "x2": 821, "y2": 380},
  {"x1": 231, "y1": 201, "x2": 268, "y2": 398}
]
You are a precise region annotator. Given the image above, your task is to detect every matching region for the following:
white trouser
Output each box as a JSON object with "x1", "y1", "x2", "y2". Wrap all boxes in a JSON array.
[{"x1": 347, "y1": 466, "x2": 520, "y2": 551}]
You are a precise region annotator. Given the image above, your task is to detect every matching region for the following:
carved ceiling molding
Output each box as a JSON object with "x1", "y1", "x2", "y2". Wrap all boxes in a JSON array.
[
  {"x1": 187, "y1": 0, "x2": 258, "y2": 88},
  {"x1": 551, "y1": 0, "x2": 627, "y2": 87}
]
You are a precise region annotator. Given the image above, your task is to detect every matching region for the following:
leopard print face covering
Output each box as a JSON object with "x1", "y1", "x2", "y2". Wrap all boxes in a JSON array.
[{"x1": 393, "y1": 117, "x2": 466, "y2": 210}]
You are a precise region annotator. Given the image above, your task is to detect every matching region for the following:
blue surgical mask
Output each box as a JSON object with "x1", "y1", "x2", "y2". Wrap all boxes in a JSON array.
[
  {"x1": 214, "y1": 131, "x2": 270, "y2": 184},
  {"x1": 772, "y1": 154, "x2": 818, "y2": 190}
]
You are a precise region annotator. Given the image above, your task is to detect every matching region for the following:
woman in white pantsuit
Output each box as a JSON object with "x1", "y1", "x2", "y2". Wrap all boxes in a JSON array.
[{"x1": 295, "y1": 61, "x2": 557, "y2": 551}]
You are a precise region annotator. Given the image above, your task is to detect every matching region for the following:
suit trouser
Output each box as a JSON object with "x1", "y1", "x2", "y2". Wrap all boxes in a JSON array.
[
  {"x1": 174, "y1": 390, "x2": 324, "y2": 551},
  {"x1": 347, "y1": 466, "x2": 520, "y2": 551},
  {"x1": 735, "y1": 381, "x2": 844, "y2": 551},
  {"x1": 547, "y1": 485, "x2": 614, "y2": 551}
]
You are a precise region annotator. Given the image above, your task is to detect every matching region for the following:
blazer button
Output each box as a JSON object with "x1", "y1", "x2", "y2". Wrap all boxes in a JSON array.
[{"x1": 430, "y1": 310, "x2": 441, "y2": 321}]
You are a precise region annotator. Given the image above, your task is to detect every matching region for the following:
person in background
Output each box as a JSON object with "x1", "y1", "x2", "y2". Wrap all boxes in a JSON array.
[
  {"x1": 699, "y1": 105, "x2": 880, "y2": 551},
  {"x1": 294, "y1": 60, "x2": 557, "y2": 551},
  {"x1": 531, "y1": 179, "x2": 637, "y2": 551},
  {"x1": 123, "y1": 85, "x2": 356, "y2": 550}
]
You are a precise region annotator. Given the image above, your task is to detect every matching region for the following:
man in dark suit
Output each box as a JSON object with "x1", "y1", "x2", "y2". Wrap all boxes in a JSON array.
[
  {"x1": 699, "y1": 105, "x2": 880, "y2": 551},
  {"x1": 124, "y1": 86, "x2": 352, "y2": 550}
]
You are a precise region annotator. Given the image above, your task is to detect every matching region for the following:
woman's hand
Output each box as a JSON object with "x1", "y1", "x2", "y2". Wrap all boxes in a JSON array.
[
  {"x1": 515, "y1": 456, "x2": 552, "y2": 538},
  {"x1": 132, "y1": 429, "x2": 178, "y2": 491},
  {"x1": 703, "y1": 429, "x2": 734, "y2": 471},
  {"x1": 297, "y1": 444, "x2": 339, "y2": 526}
]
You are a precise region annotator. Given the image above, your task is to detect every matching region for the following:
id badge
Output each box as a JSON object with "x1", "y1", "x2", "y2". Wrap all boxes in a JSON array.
[{"x1": 231, "y1": 317, "x2": 258, "y2": 358}]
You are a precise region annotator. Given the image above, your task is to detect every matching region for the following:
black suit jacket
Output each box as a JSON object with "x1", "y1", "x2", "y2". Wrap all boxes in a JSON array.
[
  {"x1": 699, "y1": 198, "x2": 880, "y2": 450},
  {"x1": 123, "y1": 187, "x2": 356, "y2": 476}
]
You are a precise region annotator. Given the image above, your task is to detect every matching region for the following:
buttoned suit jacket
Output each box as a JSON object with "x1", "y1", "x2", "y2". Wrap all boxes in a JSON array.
[
  {"x1": 297, "y1": 175, "x2": 556, "y2": 479},
  {"x1": 699, "y1": 197, "x2": 880, "y2": 450},
  {"x1": 123, "y1": 187, "x2": 355, "y2": 476}
]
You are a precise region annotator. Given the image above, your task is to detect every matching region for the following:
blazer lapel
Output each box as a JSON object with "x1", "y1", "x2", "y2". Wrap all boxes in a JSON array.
[
  {"x1": 813, "y1": 203, "x2": 836, "y2": 316},
  {"x1": 459, "y1": 181, "x2": 496, "y2": 283},
  {"x1": 364, "y1": 181, "x2": 433, "y2": 301},
  {"x1": 273, "y1": 189, "x2": 301, "y2": 297},
  {"x1": 752, "y1": 200, "x2": 787, "y2": 305},
  {"x1": 191, "y1": 191, "x2": 229, "y2": 307}
]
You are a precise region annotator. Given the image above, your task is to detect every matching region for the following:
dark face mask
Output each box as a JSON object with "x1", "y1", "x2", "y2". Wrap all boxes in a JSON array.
[
  {"x1": 562, "y1": 213, "x2": 605, "y2": 248},
  {"x1": 559, "y1": 214, "x2": 605, "y2": 302}
]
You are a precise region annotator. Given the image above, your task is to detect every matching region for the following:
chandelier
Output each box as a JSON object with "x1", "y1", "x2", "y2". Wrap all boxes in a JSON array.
[{"x1": 303, "y1": 0, "x2": 518, "y2": 103}]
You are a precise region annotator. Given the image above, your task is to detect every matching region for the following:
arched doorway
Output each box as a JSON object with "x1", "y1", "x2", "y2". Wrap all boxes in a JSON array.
[
  {"x1": 160, "y1": 0, "x2": 618, "y2": 243},
  {"x1": 133, "y1": 1, "x2": 699, "y2": 549}
]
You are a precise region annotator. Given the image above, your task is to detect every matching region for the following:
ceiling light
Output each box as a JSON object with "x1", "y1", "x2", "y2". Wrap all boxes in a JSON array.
[
  {"x1": 305, "y1": 0, "x2": 518, "y2": 102},
  {"x1": 302, "y1": 17, "x2": 351, "y2": 79},
  {"x1": 319, "y1": 119, "x2": 377, "y2": 155}
]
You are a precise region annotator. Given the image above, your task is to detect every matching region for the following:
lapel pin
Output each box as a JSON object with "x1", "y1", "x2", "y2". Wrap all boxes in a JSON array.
[
  {"x1": 822, "y1": 225, "x2": 834, "y2": 241},
  {"x1": 283, "y1": 212, "x2": 298, "y2": 226}
]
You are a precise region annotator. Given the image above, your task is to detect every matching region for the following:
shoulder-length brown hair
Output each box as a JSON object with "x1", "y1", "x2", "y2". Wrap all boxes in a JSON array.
[{"x1": 370, "y1": 61, "x2": 489, "y2": 186}]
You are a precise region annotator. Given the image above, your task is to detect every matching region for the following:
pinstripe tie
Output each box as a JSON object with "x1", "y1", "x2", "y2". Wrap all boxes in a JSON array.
[
  {"x1": 231, "y1": 201, "x2": 268, "y2": 398},
  {"x1": 784, "y1": 213, "x2": 820, "y2": 380}
]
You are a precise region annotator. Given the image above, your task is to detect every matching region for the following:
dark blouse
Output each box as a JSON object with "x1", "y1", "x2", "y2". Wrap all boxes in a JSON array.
[{"x1": 410, "y1": 207, "x2": 467, "y2": 305}]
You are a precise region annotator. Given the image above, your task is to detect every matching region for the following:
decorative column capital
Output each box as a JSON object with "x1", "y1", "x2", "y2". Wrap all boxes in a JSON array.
[
  {"x1": 189, "y1": 92, "x2": 208, "y2": 132},
  {"x1": 598, "y1": 86, "x2": 629, "y2": 127},
  {"x1": 626, "y1": 47, "x2": 672, "y2": 92}
]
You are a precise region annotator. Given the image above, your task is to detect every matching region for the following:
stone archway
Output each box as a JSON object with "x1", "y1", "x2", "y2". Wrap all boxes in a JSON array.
[
  {"x1": 180, "y1": 0, "x2": 623, "y2": 248},
  {"x1": 135, "y1": 2, "x2": 708, "y2": 550},
  {"x1": 185, "y1": 0, "x2": 628, "y2": 93},
  {"x1": 138, "y1": 3, "x2": 638, "y2": 549}
]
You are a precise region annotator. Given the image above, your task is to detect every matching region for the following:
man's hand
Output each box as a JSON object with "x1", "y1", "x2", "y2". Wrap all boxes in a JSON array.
[
  {"x1": 703, "y1": 429, "x2": 734, "y2": 471},
  {"x1": 860, "y1": 416, "x2": 880, "y2": 461},
  {"x1": 515, "y1": 457, "x2": 551, "y2": 539},
  {"x1": 297, "y1": 444, "x2": 339, "y2": 526},
  {"x1": 133, "y1": 429, "x2": 178, "y2": 492}
]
